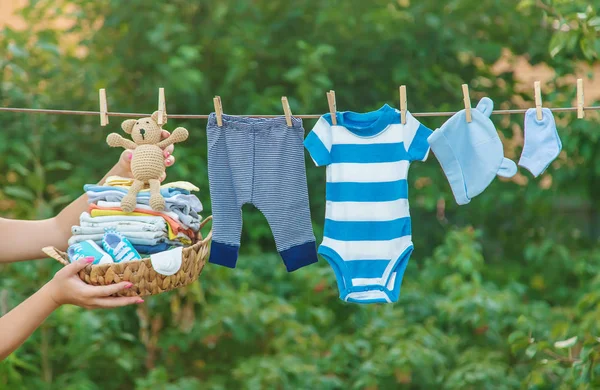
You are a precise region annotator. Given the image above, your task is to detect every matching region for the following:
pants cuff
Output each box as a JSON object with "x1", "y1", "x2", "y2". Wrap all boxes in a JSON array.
[
  {"x1": 280, "y1": 241, "x2": 318, "y2": 272},
  {"x1": 209, "y1": 241, "x2": 239, "y2": 268}
]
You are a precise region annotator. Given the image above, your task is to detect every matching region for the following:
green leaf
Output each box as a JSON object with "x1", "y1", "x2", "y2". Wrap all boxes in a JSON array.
[
  {"x1": 588, "y1": 16, "x2": 600, "y2": 27},
  {"x1": 525, "y1": 344, "x2": 537, "y2": 359},
  {"x1": 549, "y1": 33, "x2": 568, "y2": 57},
  {"x1": 580, "y1": 37, "x2": 597, "y2": 60},
  {"x1": 37, "y1": 41, "x2": 60, "y2": 56},
  {"x1": 8, "y1": 42, "x2": 28, "y2": 58},
  {"x1": 45, "y1": 161, "x2": 73, "y2": 171},
  {"x1": 554, "y1": 336, "x2": 578, "y2": 349},
  {"x1": 3, "y1": 186, "x2": 35, "y2": 201},
  {"x1": 9, "y1": 163, "x2": 30, "y2": 176},
  {"x1": 10, "y1": 143, "x2": 35, "y2": 160}
]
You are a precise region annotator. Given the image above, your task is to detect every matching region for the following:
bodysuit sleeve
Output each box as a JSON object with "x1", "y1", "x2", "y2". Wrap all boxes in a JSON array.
[
  {"x1": 304, "y1": 115, "x2": 333, "y2": 166},
  {"x1": 403, "y1": 113, "x2": 433, "y2": 162}
]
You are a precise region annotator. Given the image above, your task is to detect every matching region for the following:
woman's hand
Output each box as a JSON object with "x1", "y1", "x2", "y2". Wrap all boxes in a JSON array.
[
  {"x1": 47, "y1": 257, "x2": 143, "y2": 309},
  {"x1": 0, "y1": 257, "x2": 144, "y2": 360},
  {"x1": 117, "y1": 130, "x2": 176, "y2": 182}
]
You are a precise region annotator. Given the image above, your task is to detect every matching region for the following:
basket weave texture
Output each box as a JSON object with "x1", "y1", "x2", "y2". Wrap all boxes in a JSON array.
[{"x1": 42, "y1": 216, "x2": 212, "y2": 297}]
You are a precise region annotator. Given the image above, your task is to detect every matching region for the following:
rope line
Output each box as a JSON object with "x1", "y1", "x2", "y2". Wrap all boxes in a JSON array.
[{"x1": 0, "y1": 105, "x2": 598, "y2": 119}]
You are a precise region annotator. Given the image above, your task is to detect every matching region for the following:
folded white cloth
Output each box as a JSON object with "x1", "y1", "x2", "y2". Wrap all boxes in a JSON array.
[
  {"x1": 87, "y1": 190, "x2": 203, "y2": 214},
  {"x1": 68, "y1": 230, "x2": 169, "y2": 246},
  {"x1": 75, "y1": 212, "x2": 192, "y2": 246},
  {"x1": 95, "y1": 201, "x2": 200, "y2": 231},
  {"x1": 79, "y1": 212, "x2": 167, "y2": 227},
  {"x1": 72, "y1": 224, "x2": 166, "y2": 235},
  {"x1": 97, "y1": 201, "x2": 180, "y2": 221}
]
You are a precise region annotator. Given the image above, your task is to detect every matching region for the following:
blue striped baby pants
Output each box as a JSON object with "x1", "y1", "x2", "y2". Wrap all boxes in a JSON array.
[{"x1": 207, "y1": 113, "x2": 318, "y2": 272}]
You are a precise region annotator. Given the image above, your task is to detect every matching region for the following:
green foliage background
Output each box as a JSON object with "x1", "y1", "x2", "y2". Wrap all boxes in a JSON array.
[{"x1": 1, "y1": 0, "x2": 600, "y2": 388}]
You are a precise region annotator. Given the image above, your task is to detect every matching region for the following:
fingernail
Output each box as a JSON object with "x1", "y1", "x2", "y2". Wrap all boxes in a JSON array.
[
  {"x1": 125, "y1": 283, "x2": 133, "y2": 289},
  {"x1": 136, "y1": 299, "x2": 144, "y2": 304},
  {"x1": 128, "y1": 153, "x2": 133, "y2": 161},
  {"x1": 164, "y1": 151, "x2": 171, "y2": 158},
  {"x1": 85, "y1": 257, "x2": 94, "y2": 263}
]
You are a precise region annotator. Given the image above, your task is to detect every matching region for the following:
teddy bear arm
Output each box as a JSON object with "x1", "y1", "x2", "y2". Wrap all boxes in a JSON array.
[
  {"x1": 107, "y1": 133, "x2": 137, "y2": 150},
  {"x1": 156, "y1": 127, "x2": 189, "y2": 149}
]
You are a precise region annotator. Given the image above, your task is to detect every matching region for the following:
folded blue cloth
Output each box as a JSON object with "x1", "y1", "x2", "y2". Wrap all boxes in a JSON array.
[
  {"x1": 134, "y1": 243, "x2": 171, "y2": 254},
  {"x1": 83, "y1": 184, "x2": 190, "y2": 197},
  {"x1": 428, "y1": 97, "x2": 517, "y2": 205}
]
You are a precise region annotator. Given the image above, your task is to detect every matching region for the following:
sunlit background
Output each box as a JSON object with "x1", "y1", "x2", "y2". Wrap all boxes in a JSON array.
[{"x1": 1, "y1": 1, "x2": 599, "y2": 388}]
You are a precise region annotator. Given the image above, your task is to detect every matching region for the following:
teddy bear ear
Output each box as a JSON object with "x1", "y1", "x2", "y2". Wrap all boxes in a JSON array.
[
  {"x1": 151, "y1": 111, "x2": 160, "y2": 123},
  {"x1": 121, "y1": 119, "x2": 136, "y2": 134}
]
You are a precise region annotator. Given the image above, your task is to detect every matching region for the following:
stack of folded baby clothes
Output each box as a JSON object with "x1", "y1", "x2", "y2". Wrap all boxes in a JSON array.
[{"x1": 69, "y1": 176, "x2": 203, "y2": 255}]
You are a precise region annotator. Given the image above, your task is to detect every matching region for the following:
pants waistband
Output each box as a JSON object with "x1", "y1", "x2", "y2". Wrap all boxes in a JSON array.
[{"x1": 208, "y1": 112, "x2": 303, "y2": 130}]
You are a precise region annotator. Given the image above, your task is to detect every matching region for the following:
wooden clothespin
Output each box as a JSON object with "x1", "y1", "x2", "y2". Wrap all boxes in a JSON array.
[
  {"x1": 327, "y1": 90, "x2": 337, "y2": 125},
  {"x1": 213, "y1": 96, "x2": 223, "y2": 127},
  {"x1": 462, "y1": 84, "x2": 472, "y2": 123},
  {"x1": 577, "y1": 78, "x2": 585, "y2": 119},
  {"x1": 157, "y1": 87, "x2": 167, "y2": 125},
  {"x1": 281, "y1": 96, "x2": 293, "y2": 127},
  {"x1": 534, "y1": 81, "x2": 543, "y2": 120},
  {"x1": 399, "y1": 85, "x2": 407, "y2": 125},
  {"x1": 99, "y1": 88, "x2": 109, "y2": 126}
]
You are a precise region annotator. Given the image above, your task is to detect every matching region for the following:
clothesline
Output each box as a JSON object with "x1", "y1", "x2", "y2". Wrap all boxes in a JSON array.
[{"x1": 0, "y1": 105, "x2": 599, "y2": 119}]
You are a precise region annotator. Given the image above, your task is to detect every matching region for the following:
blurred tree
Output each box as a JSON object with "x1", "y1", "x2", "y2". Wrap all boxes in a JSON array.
[{"x1": 1, "y1": 0, "x2": 599, "y2": 388}]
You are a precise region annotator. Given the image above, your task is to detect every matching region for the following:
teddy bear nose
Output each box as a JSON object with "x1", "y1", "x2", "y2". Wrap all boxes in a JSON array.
[{"x1": 140, "y1": 129, "x2": 146, "y2": 135}]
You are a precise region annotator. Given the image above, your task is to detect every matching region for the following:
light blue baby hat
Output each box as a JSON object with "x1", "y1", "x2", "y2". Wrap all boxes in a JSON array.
[{"x1": 427, "y1": 97, "x2": 517, "y2": 205}]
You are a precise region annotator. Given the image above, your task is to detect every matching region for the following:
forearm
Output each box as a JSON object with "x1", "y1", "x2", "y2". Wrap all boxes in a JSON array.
[
  {"x1": 0, "y1": 215, "x2": 75, "y2": 262},
  {"x1": 0, "y1": 161, "x2": 128, "y2": 263},
  {"x1": 50, "y1": 162, "x2": 127, "y2": 250},
  {"x1": 0, "y1": 283, "x2": 60, "y2": 361}
]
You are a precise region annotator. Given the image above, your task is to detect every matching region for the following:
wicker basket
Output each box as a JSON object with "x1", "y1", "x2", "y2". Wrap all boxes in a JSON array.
[{"x1": 42, "y1": 216, "x2": 212, "y2": 297}]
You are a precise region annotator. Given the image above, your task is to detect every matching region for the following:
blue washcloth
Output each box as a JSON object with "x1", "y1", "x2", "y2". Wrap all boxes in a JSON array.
[
  {"x1": 428, "y1": 97, "x2": 517, "y2": 205},
  {"x1": 518, "y1": 108, "x2": 561, "y2": 177}
]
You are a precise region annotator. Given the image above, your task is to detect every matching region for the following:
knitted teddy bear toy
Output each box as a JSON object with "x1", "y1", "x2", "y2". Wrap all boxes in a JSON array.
[{"x1": 106, "y1": 111, "x2": 189, "y2": 213}]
